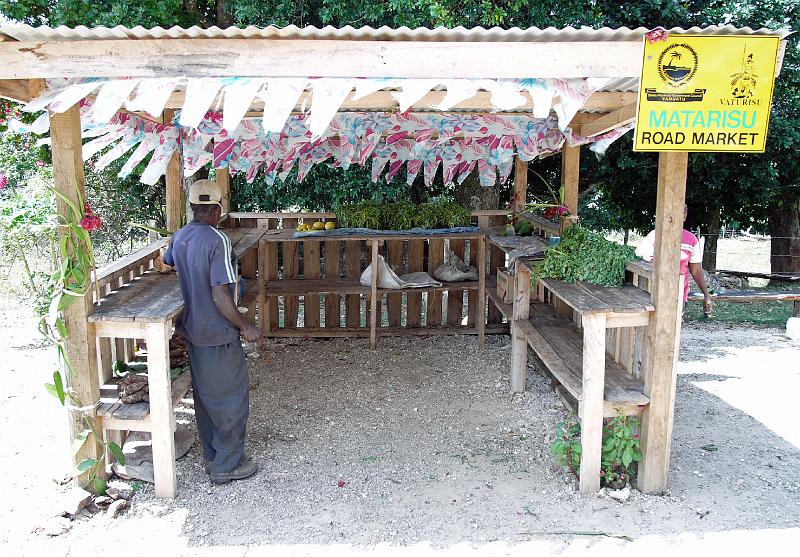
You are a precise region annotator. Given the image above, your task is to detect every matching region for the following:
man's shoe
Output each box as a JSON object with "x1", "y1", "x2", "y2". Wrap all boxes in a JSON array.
[{"x1": 209, "y1": 455, "x2": 258, "y2": 485}]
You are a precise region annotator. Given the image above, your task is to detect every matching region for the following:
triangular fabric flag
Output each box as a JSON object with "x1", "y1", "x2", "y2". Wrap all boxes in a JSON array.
[
  {"x1": 180, "y1": 78, "x2": 224, "y2": 128},
  {"x1": 222, "y1": 78, "x2": 265, "y2": 132},
  {"x1": 262, "y1": 78, "x2": 307, "y2": 133}
]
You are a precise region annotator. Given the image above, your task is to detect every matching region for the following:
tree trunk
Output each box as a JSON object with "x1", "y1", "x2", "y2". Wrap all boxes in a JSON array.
[
  {"x1": 701, "y1": 204, "x2": 721, "y2": 271},
  {"x1": 768, "y1": 191, "x2": 800, "y2": 274},
  {"x1": 454, "y1": 169, "x2": 500, "y2": 210},
  {"x1": 216, "y1": 0, "x2": 234, "y2": 27}
]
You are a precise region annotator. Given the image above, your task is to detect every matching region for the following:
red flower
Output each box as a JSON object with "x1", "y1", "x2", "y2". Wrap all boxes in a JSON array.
[
  {"x1": 645, "y1": 28, "x2": 669, "y2": 44},
  {"x1": 80, "y1": 202, "x2": 102, "y2": 232},
  {"x1": 0, "y1": 172, "x2": 7, "y2": 190},
  {"x1": 337, "y1": 479, "x2": 345, "y2": 488}
]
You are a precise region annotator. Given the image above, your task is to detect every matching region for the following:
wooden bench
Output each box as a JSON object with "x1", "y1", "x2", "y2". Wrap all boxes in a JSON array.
[
  {"x1": 508, "y1": 261, "x2": 654, "y2": 493},
  {"x1": 258, "y1": 230, "x2": 488, "y2": 349}
]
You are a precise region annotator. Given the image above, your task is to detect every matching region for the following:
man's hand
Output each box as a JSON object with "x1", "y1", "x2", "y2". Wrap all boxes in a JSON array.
[
  {"x1": 703, "y1": 294, "x2": 713, "y2": 315},
  {"x1": 242, "y1": 324, "x2": 261, "y2": 343}
]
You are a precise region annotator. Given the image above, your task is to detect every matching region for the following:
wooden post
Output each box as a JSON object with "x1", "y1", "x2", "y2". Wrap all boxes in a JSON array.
[
  {"x1": 163, "y1": 108, "x2": 184, "y2": 232},
  {"x1": 50, "y1": 105, "x2": 103, "y2": 485},
  {"x1": 510, "y1": 260, "x2": 531, "y2": 392},
  {"x1": 369, "y1": 239, "x2": 379, "y2": 349},
  {"x1": 579, "y1": 312, "x2": 606, "y2": 494},
  {"x1": 145, "y1": 322, "x2": 177, "y2": 498},
  {"x1": 561, "y1": 146, "x2": 580, "y2": 215},
  {"x1": 514, "y1": 157, "x2": 528, "y2": 214},
  {"x1": 217, "y1": 167, "x2": 231, "y2": 214},
  {"x1": 638, "y1": 151, "x2": 688, "y2": 494},
  {"x1": 477, "y1": 235, "x2": 486, "y2": 349}
]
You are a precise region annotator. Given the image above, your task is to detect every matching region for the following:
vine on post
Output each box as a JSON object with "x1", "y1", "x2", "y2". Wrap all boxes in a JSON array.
[{"x1": 41, "y1": 182, "x2": 124, "y2": 495}]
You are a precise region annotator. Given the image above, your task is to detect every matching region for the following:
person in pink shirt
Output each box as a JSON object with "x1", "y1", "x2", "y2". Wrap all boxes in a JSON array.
[{"x1": 636, "y1": 205, "x2": 713, "y2": 314}]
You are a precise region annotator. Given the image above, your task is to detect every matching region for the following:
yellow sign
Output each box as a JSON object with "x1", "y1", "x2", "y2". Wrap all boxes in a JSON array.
[{"x1": 634, "y1": 34, "x2": 780, "y2": 153}]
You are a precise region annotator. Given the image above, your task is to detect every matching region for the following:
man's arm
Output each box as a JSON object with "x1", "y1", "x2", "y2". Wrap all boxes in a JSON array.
[
  {"x1": 689, "y1": 262, "x2": 713, "y2": 314},
  {"x1": 211, "y1": 284, "x2": 261, "y2": 342}
]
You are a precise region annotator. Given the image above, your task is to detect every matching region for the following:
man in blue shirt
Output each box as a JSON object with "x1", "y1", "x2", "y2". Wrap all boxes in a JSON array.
[{"x1": 163, "y1": 179, "x2": 261, "y2": 484}]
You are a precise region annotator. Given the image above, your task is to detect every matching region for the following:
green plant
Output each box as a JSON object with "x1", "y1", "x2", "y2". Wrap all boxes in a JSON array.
[
  {"x1": 551, "y1": 412, "x2": 643, "y2": 487},
  {"x1": 38, "y1": 184, "x2": 125, "y2": 494},
  {"x1": 601, "y1": 414, "x2": 642, "y2": 488},
  {"x1": 337, "y1": 200, "x2": 383, "y2": 229},
  {"x1": 550, "y1": 413, "x2": 582, "y2": 477},
  {"x1": 532, "y1": 225, "x2": 639, "y2": 287}
]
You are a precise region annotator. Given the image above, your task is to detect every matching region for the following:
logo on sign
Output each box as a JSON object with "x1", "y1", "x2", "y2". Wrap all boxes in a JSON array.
[
  {"x1": 730, "y1": 45, "x2": 758, "y2": 99},
  {"x1": 645, "y1": 43, "x2": 706, "y2": 103}
]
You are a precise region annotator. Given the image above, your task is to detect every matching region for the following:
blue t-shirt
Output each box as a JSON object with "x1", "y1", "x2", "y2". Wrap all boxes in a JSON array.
[{"x1": 163, "y1": 222, "x2": 239, "y2": 346}]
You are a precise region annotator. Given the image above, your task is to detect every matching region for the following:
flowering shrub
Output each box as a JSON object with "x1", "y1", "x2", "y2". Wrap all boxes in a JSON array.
[
  {"x1": 80, "y1": 202, "x2": 103, "y2": 232},
  {"x1": 645, "y1": 27, "x2": 669, "y2": 44},
  {"x1": 543, "y1": 205, "x2": 569, "y2": 221}
]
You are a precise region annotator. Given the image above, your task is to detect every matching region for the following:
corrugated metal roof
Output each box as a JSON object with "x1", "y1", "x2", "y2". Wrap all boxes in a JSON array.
[{"x1": 0, "y1": 24, "x2": 790, "y2": 43}]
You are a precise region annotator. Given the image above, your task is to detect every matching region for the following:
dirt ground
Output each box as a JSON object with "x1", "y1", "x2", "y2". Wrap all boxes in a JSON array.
[{"x1": 1, "y1": 297, "x2": 799, "y2": 556}]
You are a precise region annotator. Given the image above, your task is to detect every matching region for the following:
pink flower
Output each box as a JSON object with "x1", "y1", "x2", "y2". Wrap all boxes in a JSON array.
[
  {"x1": 36, "y1": 160, "x2": 44, "y2": 168},
  {"x1": 0, "y1": 172, "x2": 7, "y2": 190},
  {"x1": 634, "y1": 434, "x2": 640, "y2": 439},
  {"x1": 646, "y1": 28, "x2": 669, "y2": 44},
  {"x1": 337, "y1": 479, "x2": 345, "y2": 488}
]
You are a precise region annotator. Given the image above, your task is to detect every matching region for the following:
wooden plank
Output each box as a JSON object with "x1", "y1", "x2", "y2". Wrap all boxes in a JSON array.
[
  {"x1": 0, "y1": 38, "x2": 645, "y2": 80},
  {"x1": 270, "y1": 324, "x2": 508, "y2": 338},
  {"x1": 446, "y1": 240, "x2": 466, "y2": 325},
  {"x1": 514, "y1": 157, "x2": 528, "y2": 213},
  {"x1": 540, "y1": 279, "x2": 610, "y2": 314},
  {"x1": 216, "y1": 167, "x2": 231, "y2": 213},
  {"x1": 576, "y1": 102, "x2": 637, "y2": 137},
  {"x1": 271, "y1": 229, "x2": 484, "y2": 242},
  {"x1": 324, "y1": 240, "x2": 341, "y2": 328},
  {"x1": 163, "y1": 108, "x2": 183, "y2": 231},
  {"x1": 426, "y1": 239, "x2": 445, "y2": 326},
  {"x1": 50, "y1": 105, "x2": 103, "y2": 483},
  {"x1": 519, "y1": 212, "x2": 560, "y2": 236},
  {"x1": 406, "y1": 240, "x2": 424, "y2": 327},
  {"x1": 264, "y1": 278, "x2": 369, "y2": 295},
  {"x1": 561, "y1": 146, "x2": 580, "y2": 216},
  {"x1": 229, "y1": 211, "x2": 337, "y2": 220},
  {"x1": 144, "y1": 322, "x2": 177, "y2": 498},
  {"x1": 96, "y1": 336, "x2": 114, "y2": 384},
  {"x1": 487, "y1": 215, "x2": 505, "y2": 324},
  {"x1": 257, "y1": 240, "x2": 270, "y2": 334},
  {"x1": 477, "y1": 235, "x2": 487, "y2": 348},
  {"x1": 510, "y1": 260, "x2": 531, "y2": 392},
  {"x1": 0, "y1": 78, "x2": 33, "y2": 102},
  {"x1": 344, "y1": 241, "x2": 362, "y2": 328},
  {"x1": 485, "y1": 278, "x2": 512, "y2": 321},
  {"x1": 95, "y1": 238, "x2": 169, "y2": 284},
  {"x1": 282, "y1": 220, "x2": 299, "y2": 328},
  {"x1": 303, "y1": 240, "x2": 321, "y2": 328},
  {"x1": 639, "y1": 151, "x2": 688, "y2": 495},
  {"x1": 579, "y1": 313, "x2": 606, "y2": 494},
  {"x1": 369, "y1": 240, "x2": 379, "y2": 349},
  {"x1": 686, "y1": 291, "x2": 800, "y2": 303},
  {"x1": 386, "y1": 240, "x2": 403, "y2": 327},
  {"x1": 467, "y1": 239, "x2": 478, "y2": 327}
]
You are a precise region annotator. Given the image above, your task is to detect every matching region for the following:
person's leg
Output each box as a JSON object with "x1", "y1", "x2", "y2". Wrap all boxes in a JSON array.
[
  {"x1": 187, "y1": 342, "x2": 216, "y2": 463},
  {"x1": 190, "y1": 342, "x2": 250, "y2": 475}
]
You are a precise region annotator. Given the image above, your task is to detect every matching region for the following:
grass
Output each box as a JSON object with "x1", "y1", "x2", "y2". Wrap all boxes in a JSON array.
[{"x1": 684, "y1": 300, "x2": 794, "y2": 327}]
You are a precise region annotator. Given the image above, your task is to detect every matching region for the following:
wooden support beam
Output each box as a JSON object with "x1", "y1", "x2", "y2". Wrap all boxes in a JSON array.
[
  {"x1": 0, "y1": 78, "x2": 32, "y2": 102},
  {"x1": 510, "y1": 260, "x2": 531, "y2": 392},
  {"x1": 369, "y1": 239, "x2": 379, "y2": 350},
  {"x1": 163, "y1": 108, "x2": 183, "y2": 232},
  {"x1": 160, "y1": 89, "x2": 637, "y2": 114},
  {"x1": 638, "y1": 151, "x2": 688, "y2": 494},
  {"x1": 575, "y1": 102, "x2": 637, "y2": 137},
  {"x1": 217, "y1": 167, "x2": 231, "y2": 214},
  {"x1": 0, "y1": 39, "x2": 644, "y2": 79},
  {"x1": 560, "y1": 145, "x2": 580, "y2": 217},
  {"x1": 145, "y1": 322, "x2": 177, "y2": 498},
  {"x1": 513, "y1": 157, "x2": 528, "y2": 214},
  {"x1": 579, "y1": 312, "x2": 606, "y2": 494},
  {"x1": 50, "y1": 105, "x2": 103, "y2": 485}
]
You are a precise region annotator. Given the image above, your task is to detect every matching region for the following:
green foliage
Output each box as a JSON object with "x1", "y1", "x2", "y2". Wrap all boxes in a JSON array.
[
  {"x1": 532, "y1": 226, "x2": 639, "y2": 287},
  {"x1": 336, "y1": 199, "x2": 471, "y2": 229},
  {"x1": 601, "y1": 414, "x2": 642, "y2": 487},
  {"x1": 550, "y1": 413, "x2": 582, "y2": 476}
]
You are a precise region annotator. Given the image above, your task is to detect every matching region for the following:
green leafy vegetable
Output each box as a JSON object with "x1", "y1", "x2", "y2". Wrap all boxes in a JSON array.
[{"x1": 532, "y1": 226, "x2": 638, "y2": 287}]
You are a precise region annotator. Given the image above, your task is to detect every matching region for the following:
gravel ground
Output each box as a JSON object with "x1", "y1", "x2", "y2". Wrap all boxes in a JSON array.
[{"x1": 1, "y1": 301, "x2": 799, "y2": 554}]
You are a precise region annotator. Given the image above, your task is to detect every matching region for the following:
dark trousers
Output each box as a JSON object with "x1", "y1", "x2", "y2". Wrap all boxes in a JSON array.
[{"x1": 186, "y1": 340, "x2": 250, "y2": 475}]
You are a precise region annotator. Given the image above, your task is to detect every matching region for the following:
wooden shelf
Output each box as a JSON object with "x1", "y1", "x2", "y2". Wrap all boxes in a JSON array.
[
  {"x1": 377, "y1": 280, "x2": 478, "y2": 294},
  {"x1": 519, "y1": 212, "x2": 561, "y2": 234},
  {"x1": 485, "y1": 277, "x2": 512, "y2": 320},
  {"x1": 97, "y1": 369, "x2": 193, "y2": 427},
  {"x1": 517, "y1": 310, "x2": 649, "y2": 416},
  {"x1": 262, "y1": 229, "x2": 486, "y2": 242},
  {"x1": 265, "y1": 278, "x2": 369, "y2": 295}
]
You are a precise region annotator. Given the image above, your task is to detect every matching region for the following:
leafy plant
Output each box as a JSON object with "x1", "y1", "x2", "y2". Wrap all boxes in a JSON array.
[
  {"x1": 551, "y1": 412, "x2": 643, "y2": 488},
  {"x1": 550, "y1": 413, "x2": 582, "y2": 476},
  {"x1": 601, "y1": 414, "x2": 642, "y2": 488},
  {"x1": 337, "y1": 201, "x2": 383, "y2": 229},
  {"x1": 532, "y1": 225, "x2": 639, "y2": 287},
  {"x1": 337, "y1": 200, "x2": 472, "y2": 230}
]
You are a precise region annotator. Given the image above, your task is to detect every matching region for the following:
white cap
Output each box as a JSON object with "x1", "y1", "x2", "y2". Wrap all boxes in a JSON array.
[{"x1": 188, "y1": 179, "x2": 223, "y2": 208}]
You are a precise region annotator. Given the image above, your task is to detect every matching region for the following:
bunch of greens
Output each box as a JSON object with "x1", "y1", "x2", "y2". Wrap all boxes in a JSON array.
[
  {"x1": 532, "y1": 226, "x2": 638, "y2": 287},
  {"x1": 336, "y1": 200, "x2": 472, "y2": 230}
]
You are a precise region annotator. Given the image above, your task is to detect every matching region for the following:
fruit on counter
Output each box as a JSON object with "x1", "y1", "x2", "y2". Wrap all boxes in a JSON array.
[
  {"x1": 312, "y1": 221, "x2": 325, "y2": 230},
  {"x1": 325, "y1": 221, "x2": 336, "y2": 230}
]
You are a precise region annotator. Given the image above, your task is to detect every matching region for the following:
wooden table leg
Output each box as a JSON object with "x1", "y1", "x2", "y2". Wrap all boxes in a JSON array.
[
  {"x1": 510, "y1": 260, "x2": 531, "y2": 392},
  {"x1": 145, "y1": 322, "x2": 177, "y2": 498},
  {"x1": 579, "y1": 312, "x2": 606, "y2": 494},
  {"x1": 477, "y1": 235, "x2": 486, "y2": 349},
  {"x1": 369, "y1": 239, "x2": 379, "y2": 350}
]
